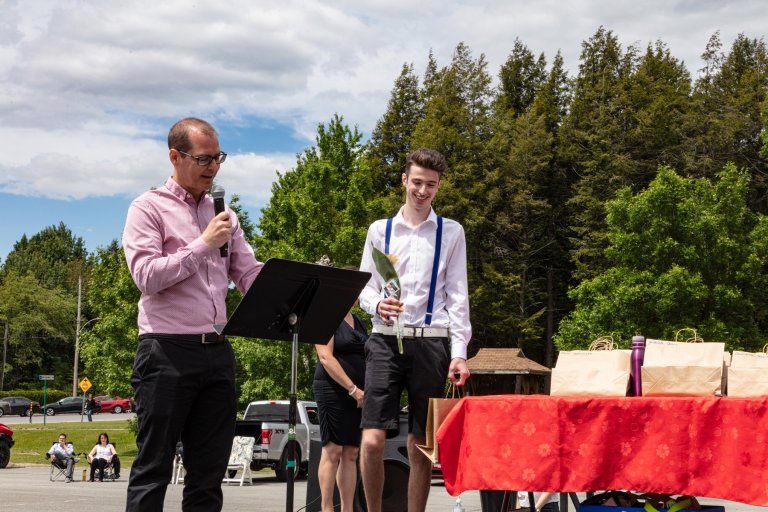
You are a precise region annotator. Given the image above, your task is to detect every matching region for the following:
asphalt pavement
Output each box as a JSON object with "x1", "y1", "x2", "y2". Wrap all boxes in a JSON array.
[
  {"x1": 3, "y1": 415, "x2": 767, "y2": 511},
  {"x1": 0, "y1": 462, "x2": 483, "y2": 511},
  {"x1": 2, "y1": 462, "x2": 767, "y2": 512}
]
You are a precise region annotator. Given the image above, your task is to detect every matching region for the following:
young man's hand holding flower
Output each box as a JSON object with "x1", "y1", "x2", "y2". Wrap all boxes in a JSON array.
[{"x1": 377, "y1": 297, "x2": 404, "y2": 325}]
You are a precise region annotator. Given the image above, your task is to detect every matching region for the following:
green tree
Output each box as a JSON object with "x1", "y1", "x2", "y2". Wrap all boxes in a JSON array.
[
  {"x1": 79, "y1": 242, "x2": 139, "y2": 397},
  {"x1": 562, "y1": 29, "x2": 694, "y2": 280},
  {"x1": 0, "y1": 272, "x2": 76, "y2": 389},
  {"x1": 409, "y1": 44, "x2": 495, "y2": 351},
  {"x1": 495, "y1": 39, "x2": 547, "y2": 116},
  {"x1": 411, "y1": 42, "x2": 494, "y2": 226},
  {"x1": 239, "y1": 115, "x2": 381, "y2": 404},
  {"x1": 225, "y1": 194, "x2": 257, "y2": 315},
  {"x1": 256, "y1": 114, "x2": 381, "y2": 265},
  {"x1": 556, "y1": 165, "x2": 768, "y2": 351},
  {"x1": 367, "y1": 63, "x2": 424, "y2": 191},
  {"x1": 474, "y1": 44, "x2": 571, "y2": 366},
  {"x1": 0, "y1": 222, "x2": 89, "y2": 295},
  {"x1": 684, "y1": 32, "x2": 768, "y2": 211}
]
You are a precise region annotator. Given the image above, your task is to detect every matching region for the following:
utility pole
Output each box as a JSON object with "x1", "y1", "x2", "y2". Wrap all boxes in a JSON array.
[
  {"x1": 0, "y1": 319, "x2": 8, "y2": 391},
  {"x1": 72, "y1": 275, "x2": 82, "y2": 397}
]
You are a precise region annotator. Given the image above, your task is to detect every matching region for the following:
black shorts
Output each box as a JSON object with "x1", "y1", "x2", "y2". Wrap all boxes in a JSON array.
[{"x1": 360, "y1": 333, "x2": 450, "y2": 437}]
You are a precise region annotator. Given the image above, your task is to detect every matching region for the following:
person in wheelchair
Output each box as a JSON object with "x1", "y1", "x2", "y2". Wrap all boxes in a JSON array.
[
  {"x1": 47, "y1": 433, "x2": 77, "y2": 482},
  {"x1": 87, "y1": 432, "x2": 120, "y2": 481}
]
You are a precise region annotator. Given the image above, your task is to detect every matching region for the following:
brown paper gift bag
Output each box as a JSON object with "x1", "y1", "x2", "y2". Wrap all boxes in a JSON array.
[
  {"x1": 550, "y1": 337, "x2": 631, "y2": 397},
  {"x1": 641, "y1": 329, "x2": 725, "y2": 396},
  {"x1": 727, "y1": 344, "x2": 768, "y2": 397},
  {"x1": 416, "y1": 386, "x2": 463, "y2": 464}
]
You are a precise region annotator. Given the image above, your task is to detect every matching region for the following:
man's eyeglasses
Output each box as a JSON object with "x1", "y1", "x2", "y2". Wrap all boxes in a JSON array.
[{"x1": 177, "y1": 150, "x2": 227, "y2": 166}]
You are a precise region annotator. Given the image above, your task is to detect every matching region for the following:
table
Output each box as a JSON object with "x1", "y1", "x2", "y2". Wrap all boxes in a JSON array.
[{"x1": 436, "y1": 395, "x2": 768, "y2": 506}]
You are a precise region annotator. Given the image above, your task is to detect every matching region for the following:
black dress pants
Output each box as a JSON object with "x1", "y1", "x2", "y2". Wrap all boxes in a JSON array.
[
  {"x1": 125, "y1": 336, "x2": 236, "y2": 512},
  {"x1": 91, "y1": 458, "x2": 108, "y2": 481}
]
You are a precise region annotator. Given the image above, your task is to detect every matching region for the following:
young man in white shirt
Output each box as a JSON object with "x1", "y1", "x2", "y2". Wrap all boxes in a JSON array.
[{"x1": 358, "y1": 148, "x2": 471, "y2": 512}]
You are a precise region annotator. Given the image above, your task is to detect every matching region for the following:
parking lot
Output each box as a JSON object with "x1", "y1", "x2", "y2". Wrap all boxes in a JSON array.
[
  {"x1": 0, "y1": 462, "x2": 482, "y2": 511},
  {"x1": 3, "y1": 461, "x2": 768, "y2": 512}
]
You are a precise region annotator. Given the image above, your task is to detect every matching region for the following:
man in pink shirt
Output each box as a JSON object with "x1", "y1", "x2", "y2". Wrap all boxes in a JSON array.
[{"x1": 123, "y1": 118, "x2": 263, "y2": 511}]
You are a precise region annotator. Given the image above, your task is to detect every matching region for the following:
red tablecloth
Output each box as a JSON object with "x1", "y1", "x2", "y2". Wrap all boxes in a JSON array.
[{"x1": 436, "y1": 395, "x2": 768, "y2": 505}]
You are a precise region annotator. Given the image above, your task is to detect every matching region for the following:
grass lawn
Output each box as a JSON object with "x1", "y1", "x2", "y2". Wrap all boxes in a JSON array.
[{"x1": 9, "y1": 419, "x2": 137, "y2": 467}]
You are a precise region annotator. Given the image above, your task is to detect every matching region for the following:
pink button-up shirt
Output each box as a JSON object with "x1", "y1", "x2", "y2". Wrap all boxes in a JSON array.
[{"x1": 123, "y1": 178, "x2": 263, "y2": 335}]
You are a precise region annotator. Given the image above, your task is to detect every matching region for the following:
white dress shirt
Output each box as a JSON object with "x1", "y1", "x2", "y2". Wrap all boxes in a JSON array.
[{"x1": 359, "y1": 207, "x2": 471, "y2": 359}]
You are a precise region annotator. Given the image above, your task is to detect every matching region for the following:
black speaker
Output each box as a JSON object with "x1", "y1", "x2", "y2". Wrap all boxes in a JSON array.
[
  {"x1": 307, "y1": 414, "x2": 411, "y2": 512},
  {"x1": 305, "y1": 440, "x2": 340, "y2": 512},
  {"x1": 354, "y1": 413, "x2": 410, "y2": 512},
  {"x1": 354, "y1": 458, "x2": 410, "y2": 512}
]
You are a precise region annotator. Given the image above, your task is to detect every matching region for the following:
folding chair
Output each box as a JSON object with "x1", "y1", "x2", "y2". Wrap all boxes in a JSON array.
[
  {"x1": 171, "y1": 441, "x2": 185, "y2": 485},
  {"x1": 102, "y1": 454, "x2": 121, "y2": 480},
  {"x1": 222, "y1": 436, "x2": 254, "y2": 486},
  {"x1": 46, "y1": 442, "x2": 80, "y2": 482},
  {"x1": 100, "y1": 442, "x2": 121, "y2": 481}
]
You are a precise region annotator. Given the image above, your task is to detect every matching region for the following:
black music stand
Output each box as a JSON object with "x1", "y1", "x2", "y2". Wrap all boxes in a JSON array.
[{"x1": 215, "y1": 258, "x2": 370, "y2": 512}]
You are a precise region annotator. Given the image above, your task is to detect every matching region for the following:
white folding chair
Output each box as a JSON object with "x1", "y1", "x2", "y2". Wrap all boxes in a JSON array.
[{"x1": 222, "y1": 436, "x2": 254, "y2": 486}]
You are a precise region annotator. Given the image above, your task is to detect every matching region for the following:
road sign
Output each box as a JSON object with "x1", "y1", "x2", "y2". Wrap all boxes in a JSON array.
[
  {"x1": 38, "y1": 374, "x2": 54, "y2": 381},
  {"x1": 79, "y1": 377, "x2": 92, "y2": 393}
]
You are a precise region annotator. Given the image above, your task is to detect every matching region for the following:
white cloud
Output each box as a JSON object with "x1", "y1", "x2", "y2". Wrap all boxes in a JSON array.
[{"x1": 1, "y1": 0, "x2": 766, "y2": 206}]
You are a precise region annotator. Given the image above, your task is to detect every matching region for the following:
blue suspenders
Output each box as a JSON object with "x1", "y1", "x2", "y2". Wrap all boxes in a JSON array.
[{"x1": 384, "y1": 215, "x2": 443, "y2": 326}]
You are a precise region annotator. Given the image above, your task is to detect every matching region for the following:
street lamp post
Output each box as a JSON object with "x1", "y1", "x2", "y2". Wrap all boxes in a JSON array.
[
  {"x1": 72, "y1": 273, "x2": 103, "y2": 396},
  {"x1": 0, "y1": 319, "x2": 8, "y2": 392},
  {"x1": 73, "y1": 316, "x2": 100, "y2": 396}
]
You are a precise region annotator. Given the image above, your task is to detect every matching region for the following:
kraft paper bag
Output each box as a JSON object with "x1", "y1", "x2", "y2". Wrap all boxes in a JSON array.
[
  {"x1": 551, "y1": 338, "x2": 631, "y2": 397},
  {"x1": 416, "y1": 397, "x2": 462, "y2": 464},
  {"x1": 641, "y1": 337, "x2": 725, "y2": 396},
  {"x1": 721, "y1": 352, "x2": 731, "y2": 396},
  {"x1": 727, "y1": 346, "x2": 768, "y2": 396}
]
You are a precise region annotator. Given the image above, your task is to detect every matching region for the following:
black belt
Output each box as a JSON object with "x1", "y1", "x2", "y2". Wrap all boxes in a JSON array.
[{"x1": 139, "y1": 332, "x2": 227, "y2": 344}]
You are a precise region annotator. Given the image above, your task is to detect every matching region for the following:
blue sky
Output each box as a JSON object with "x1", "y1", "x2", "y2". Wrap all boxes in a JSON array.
[{"x1": 1, "y1": 0, "x2": 766, "y2": 262}]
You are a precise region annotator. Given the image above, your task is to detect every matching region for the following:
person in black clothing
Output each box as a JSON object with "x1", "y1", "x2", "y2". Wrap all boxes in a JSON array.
[
  {"x1": 84, "y1": 394, "x2": 97, "y2": 422},
  {"x1": 312, "y1": 284, "x2": 368, "y2": 512}
]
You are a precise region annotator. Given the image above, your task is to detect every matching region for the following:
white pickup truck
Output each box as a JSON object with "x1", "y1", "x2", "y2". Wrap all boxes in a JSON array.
[{"x1": 235, "y1": 400, "x2": 320, "y2": 481}]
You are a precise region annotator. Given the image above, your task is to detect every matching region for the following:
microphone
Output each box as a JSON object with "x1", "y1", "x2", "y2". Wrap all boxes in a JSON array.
[{"x1": 210, "y1": 185, "x2": 228, "y2": 257}]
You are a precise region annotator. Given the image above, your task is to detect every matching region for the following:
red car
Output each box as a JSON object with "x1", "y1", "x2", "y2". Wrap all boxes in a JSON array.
[
  {"x1": 0, "y1": 423, "x2": 13, "y2": 468},
  {"x1": 94, "y1": 395, "x2": 132, "y2": 414}
]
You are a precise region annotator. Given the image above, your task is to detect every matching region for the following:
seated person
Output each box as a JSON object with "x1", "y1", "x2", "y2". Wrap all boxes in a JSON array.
[
  {"x1": 48, "y1": 433, "x2": 76, "y2": 482},
  {"x1": 517, "y1": 492, "x2": 560, "y2": 512},
  {"x1": 87, "y1": 432, "x2": 119, "y2": 481}
]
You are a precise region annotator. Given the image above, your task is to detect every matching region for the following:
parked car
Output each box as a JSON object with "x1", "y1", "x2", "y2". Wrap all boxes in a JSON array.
[
  {"x1": 94, "y1": 395, "x2": 131, "y2": 414},
  {"x1": 42, "y1": 396, "x2": 85, "y2": 416},
  {"x1": 0, "y1": 396, "x2": 42, "y2": 417},
  {"x1": 0, "y1": 423, "x2": 13, "y2": 468}
]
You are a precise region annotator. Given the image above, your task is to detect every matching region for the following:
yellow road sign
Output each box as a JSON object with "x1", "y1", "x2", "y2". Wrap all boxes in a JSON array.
[{"x1": 79, "y1": 377, "x2": 92, "y2": 393}]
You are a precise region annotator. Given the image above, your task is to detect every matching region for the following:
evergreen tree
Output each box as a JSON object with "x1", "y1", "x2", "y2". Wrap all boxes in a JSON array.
[
  {"x1": 411, "y1": 43, "x2": 494, "y2": 281},
  {"x1": 561, "y1": 29, "x2": 693, "y2": 281},
  {"x1": 560, "y1": 27, "x2": 635, "y2": 280},
  {"x1": 367, "y1": 63, "x2": 424, "y2": 191},
  {"x1": 475, "y1": 44, "x2": 571, "y2": 365},
  {"x1": 685, "y1": 32, "x2": 768, "y2": 211},
  {"x1": 495, "y1": 39, "x2": 547, "y2": 117}
]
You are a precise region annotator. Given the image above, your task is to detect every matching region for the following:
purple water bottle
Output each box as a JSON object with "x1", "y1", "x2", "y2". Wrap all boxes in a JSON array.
[{"x1": 630, "y1": 335, "x2": 646, "y2": 396}]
